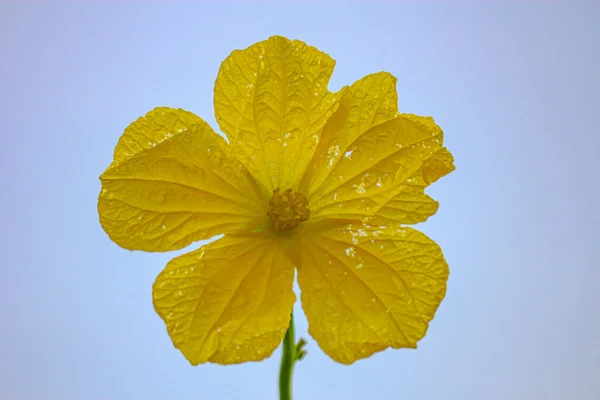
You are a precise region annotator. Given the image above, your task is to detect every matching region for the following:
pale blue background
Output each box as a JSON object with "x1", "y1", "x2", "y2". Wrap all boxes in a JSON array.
[{"x1": 1, "y1": 2, "x2": 599, "y2": 399}]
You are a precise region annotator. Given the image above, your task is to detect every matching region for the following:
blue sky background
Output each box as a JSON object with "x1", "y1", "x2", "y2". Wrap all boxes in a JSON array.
[{"x1": 1, "y1": 2, "x2": 599, "y2": 399}]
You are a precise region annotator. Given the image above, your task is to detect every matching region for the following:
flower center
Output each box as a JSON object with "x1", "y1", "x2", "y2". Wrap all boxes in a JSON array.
[{"x1": 267, "y1": 188, "x2": 310, "y2": 232}]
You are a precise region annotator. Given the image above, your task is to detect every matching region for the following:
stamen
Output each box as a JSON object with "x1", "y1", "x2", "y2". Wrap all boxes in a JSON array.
[{"x1": 267, "y1": 188, "x2": 310, "y2": 232}]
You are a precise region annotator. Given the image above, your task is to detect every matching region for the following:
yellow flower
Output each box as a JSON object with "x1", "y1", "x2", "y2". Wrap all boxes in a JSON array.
[{"x1": 98, "y1": 36, "x2": 454, "y2": 365}]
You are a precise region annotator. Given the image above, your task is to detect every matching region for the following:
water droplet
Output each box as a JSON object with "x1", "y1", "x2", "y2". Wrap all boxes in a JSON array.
[
  {"x1": 354, "y1": 182, "x2": 367, "y2": 194},
  {"x1": 284, "y1": 132, "x2": 291, "y2": 139},
  {"x1": 344, "y1": 149, "x2": 353, "y2": 158},
  {"x1": 161, "y1": 225, "x2": 167, "y2": 230},
  {"x1": 356, "y1": 263, "x2": 364, "y2": 269},
  {"x1": 327, "y1": 144, "x2": 340, "y2": 166},
  {"x1": 217, "y1": 327, "x2": 222, "y2": 333},
  {"x1": 345, "y1": 247, "x2": 356, "y2": 257}
]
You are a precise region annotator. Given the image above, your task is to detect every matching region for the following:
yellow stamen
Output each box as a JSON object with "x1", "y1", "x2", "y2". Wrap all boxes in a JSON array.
[{"x1": 267, "y1": 188, "x2": 310, "y2": 232}]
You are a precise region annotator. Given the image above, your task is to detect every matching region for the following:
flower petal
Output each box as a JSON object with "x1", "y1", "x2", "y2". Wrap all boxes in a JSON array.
[
  {"x1": 369, "y1": 146, "x2": 455, "y2": 225},
  {"x1": 214, "y1": 35, "x2": 345, "y2": 193},
  {"x1": 99, "y1": 107, "x2": 266, "y2": 252},
  {"x1": 153, "y1": 233, "x2": 296, "y2": 365},
  {"x1": 307, "y1": 114, "x2": 444, "y2": 224},
  {"x1": 300, "y1": 72, "x2": 399, "y2": 193},
  {"x1": 421, "y1": 146, "x2": 455, "y2": 185},
  {"x1": 292, "y1": 225, "x2": 448, "y2": 364}
]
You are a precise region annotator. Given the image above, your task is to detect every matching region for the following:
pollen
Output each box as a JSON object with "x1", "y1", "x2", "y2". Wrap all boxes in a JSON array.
[{"x1": 267, "y1": 188, "x2": 310, "y2": 232}]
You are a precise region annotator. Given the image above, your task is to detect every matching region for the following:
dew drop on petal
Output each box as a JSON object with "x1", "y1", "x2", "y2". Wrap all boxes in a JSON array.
[
  {"x1": 354, "y1": 182, "x2": 367, "y2": 194},
  {"x1": 345, "y1": 247, "x2": 356, "y2": 257}
]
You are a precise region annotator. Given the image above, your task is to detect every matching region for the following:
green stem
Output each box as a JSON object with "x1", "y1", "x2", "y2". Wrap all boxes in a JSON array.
[{"x1": 279, "y1": 313, "x2": 297, "y2": 400}]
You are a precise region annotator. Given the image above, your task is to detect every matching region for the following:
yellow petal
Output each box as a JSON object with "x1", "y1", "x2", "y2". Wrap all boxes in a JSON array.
[
  {"x1": 98, "y1": 107, "x2": 266, "y2": 252},
  {"x1": 368, "y1": 186, "x2": 439, "y2": 226},
  {"x1": 214, "y1": 36, "x2": 345, "y2": 194},
  {"x1": 369, "y1": 146, "x2": 455, "y2": 226},
  {"x1": 298, "y1": 72, "x2": 454, "y2": 226},
  {"x1": 300, "y1": 72, "x2": 399, "y2": 193},
  {"x1": 153, "y1": 233, "x2": 296, "y2": 365},
  {"x1": 307, "y1": 115, "x2": 444, "y2": 224},
  {"x1": 292, "y1": 225, "x2": 448, "y2": 364},
  {"x1": 112, "y1": 106, "x2": 201, "y2": 162},
  {"x1": 421, "y1": 146, "x2": 455, "y2": 185}
]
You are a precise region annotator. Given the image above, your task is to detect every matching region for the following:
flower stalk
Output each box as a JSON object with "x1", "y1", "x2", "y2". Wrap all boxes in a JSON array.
[{"x1": 279, "y1": 312, "x2": 306, "y2": 400}]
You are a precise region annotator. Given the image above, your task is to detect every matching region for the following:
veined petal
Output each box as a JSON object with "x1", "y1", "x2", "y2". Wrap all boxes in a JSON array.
[
  {"x1": 98, "y1": 107, "x2": 266, "y2": 252},
  {"x1": 300, "y1": 72, "x2": 454, "y2": 226},
  {"x1": 421, "y1": 146, "x2": 455, "y2": 185},
  {"x1": 307, "y1": 114, "x2": 444, "y2": 224},
  {"x1": 214, "y1": 35, "x2": 345, "y2": 194},
  {"x1": 292, "y1": 225, "x2": 448, "y2": 364},
  {"x1": 300, "y1": 72, "x2": 399, "y2": 193},
  {"x1": 369, "y1": 146, "x2": 455, "y2": 226},
  {"x1": 153, "y1": 233, "x2": 296, "y2": 365}
]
